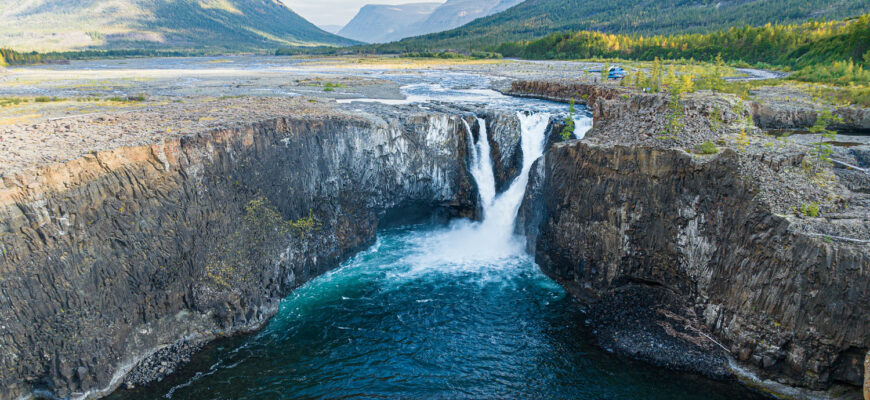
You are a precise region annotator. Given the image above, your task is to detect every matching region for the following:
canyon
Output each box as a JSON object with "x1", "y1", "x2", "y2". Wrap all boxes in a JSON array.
[{"x1": 0, "y1": 59, "x2": 867, "y2": 399}]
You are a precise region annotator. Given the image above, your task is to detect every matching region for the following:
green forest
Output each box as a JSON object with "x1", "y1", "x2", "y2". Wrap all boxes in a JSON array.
[
  {"x1": 489, "y1": 14, "x2": 870, "y2": 105},
  {"x1": 494, "y1": 15, "x2": 869, "y2": 69},
  {"x1": 369, "y1": 0, "x2": 869, "y2": 52}
]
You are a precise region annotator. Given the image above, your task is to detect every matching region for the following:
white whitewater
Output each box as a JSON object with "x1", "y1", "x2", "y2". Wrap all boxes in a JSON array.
[
  {"x1": 574, "y1": 115, "x2": 593, "y2": 140},
  {"x1": 465, "y1": 118, "x2": 497, "y2": 210},
  {"x1": 403, "y1": 112, "x2": 551, "y2": 272}
]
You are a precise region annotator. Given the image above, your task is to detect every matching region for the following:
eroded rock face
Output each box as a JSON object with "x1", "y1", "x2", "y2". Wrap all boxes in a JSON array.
[
  {"x1": 518, "y1": 142, "x2": 870, "y2": 391},
  {"x1": 480, "y1": 111, "x2": 522, "y2": 193},
  {"x1": 506, "y1": 80, "x2": 870, "y2": 134},
  {"x1": 864, "y1": 352, "x2": 869, "y2": 400},
  {"x1": 506, "y1": 80, "x2": 632, "y2": 107},
  {"x1": 0, "y1": 109, "x2": 478, "y2": 399},
  {"x1": 749, "y1": 102, "x2": 870, "y2": 134}
]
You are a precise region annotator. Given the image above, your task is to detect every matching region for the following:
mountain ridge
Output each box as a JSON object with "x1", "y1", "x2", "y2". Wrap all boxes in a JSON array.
[
  {"x1": 0, "y1": 0, "x2": 358, "y2": 52},
  {"x1": 339, "y1": 3, "x2": 443, "y2": 43},
  {"x1": 340, "y1": 0, "x2": 523, "y2": 44},
  {"x1": 369, "y1": 0, "x2": 870, "y2": 51}
]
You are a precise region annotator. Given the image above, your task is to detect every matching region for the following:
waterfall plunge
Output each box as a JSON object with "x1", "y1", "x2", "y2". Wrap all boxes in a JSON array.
[{"x1": 406, "y1": 112, "x2": 550, "y2": 269}]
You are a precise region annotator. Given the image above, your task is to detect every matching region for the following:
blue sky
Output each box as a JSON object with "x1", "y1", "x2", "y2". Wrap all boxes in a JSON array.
[{"x1": 281, "y1": 0, "x2": 445, "y2": 27}]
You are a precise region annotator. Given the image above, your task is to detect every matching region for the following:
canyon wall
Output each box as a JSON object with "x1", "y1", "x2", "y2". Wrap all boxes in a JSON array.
[
  {"x1": 519, "y1": 127, "x2": 869, "y2": 393},
  {"x1": 0, "y1": 108, "x2": 484, "y2": 399}
]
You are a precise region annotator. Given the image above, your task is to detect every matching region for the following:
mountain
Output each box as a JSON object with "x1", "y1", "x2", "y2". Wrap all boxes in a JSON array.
[
  {"x1": 339, "y1": 3, "x2": 442, "y2": 43},
  {"x1": 371, "y1": 0, "x2": 870, "y2": 51},
  {"x1": 341, "y1": 0, "x2": 524, "y2": 44},
  {"x1": 318, "y1": 25, "x2": 345, "y2": 34},
  {"x1": 407, "y1": 0, "x2": 524, "y2": 38},
  {"x1": 0, "y1": 0, "x2": 358, "y2": 52}
]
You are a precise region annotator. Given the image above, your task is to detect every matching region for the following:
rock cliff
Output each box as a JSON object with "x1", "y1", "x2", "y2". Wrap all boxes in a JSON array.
[
  {"x1": 0, "y1": 106, "x2": 484, "y2": 399},
  {"x1": 518, "y1": 90, "x2": 870, "y2": 397},
  {"x1": 507, "y1": 80, "x2": 870, "y2": 134}
]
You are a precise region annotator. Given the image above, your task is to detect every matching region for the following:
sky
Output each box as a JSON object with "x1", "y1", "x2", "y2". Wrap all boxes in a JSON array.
[{"x1": 281, "y1": 0, "x2": 445, "y2": 27}]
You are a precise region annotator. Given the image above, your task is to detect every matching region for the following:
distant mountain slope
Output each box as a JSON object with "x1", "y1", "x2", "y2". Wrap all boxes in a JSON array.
[
  {"x1": 342, "y1": 0, "x2": 523, "y2": 44},
  {"x1": 408, "y1": 0, "x2": 524, "y2": 38},
  {"x1": 0, "y1": 0, "x2": 358, "y2": 52},
  {"x1": 372, "y1": 0, "x2": 870, "y2": 51},
  {"x1": 319, "y1": 25, "x2": 345, "y2": 34},
  {"x1": 338, "y1": 3, "x2": 442, "y2": 43}
]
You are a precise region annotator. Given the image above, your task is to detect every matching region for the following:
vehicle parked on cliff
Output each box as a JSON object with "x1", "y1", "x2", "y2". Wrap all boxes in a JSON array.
[{"x1": 587, "y1": 66, "x2": 626, "y2": 80}]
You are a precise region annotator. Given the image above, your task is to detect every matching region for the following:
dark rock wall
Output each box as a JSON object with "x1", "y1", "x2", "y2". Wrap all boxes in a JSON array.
[
  {"x1": 749, "y1": 102, "x2": 870, "y2": 134},
  {"x1": 518, "y1": 142, "x2": 870, "y2": 391},
  {"x1": 506, "y1": 80, "x2": 632, "y2": 108},
  {"x1": 0, "y1": 111, "x2": 477, "y2": 399},
  {"x1": 481, "y1": 111, "x2": 522, "y2": 193}
]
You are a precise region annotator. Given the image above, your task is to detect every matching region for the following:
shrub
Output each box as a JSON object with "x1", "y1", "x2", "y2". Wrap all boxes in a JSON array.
[
  {"x1": 697, "y1": 141, "x2": 719, "y2": 154},
  {"x1": 800, "y1": 202, "x2": 821, "y2": 217},
  {"x1": 561, "y1": 99, "x2": 576, "y2": 141}
]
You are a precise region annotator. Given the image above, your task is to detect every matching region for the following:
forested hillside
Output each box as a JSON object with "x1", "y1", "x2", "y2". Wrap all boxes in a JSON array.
[
  {"x1": 496, "y1": 15, "x2": 870, "y2": 70},
  {"x1": 370, "y1": 0, "x2": 869, "y2": 52}
]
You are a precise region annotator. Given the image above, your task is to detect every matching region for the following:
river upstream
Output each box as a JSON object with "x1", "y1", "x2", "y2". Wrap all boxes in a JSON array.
[{"x1": 2, "y1": 57, "x2": 771, "y2": 399}]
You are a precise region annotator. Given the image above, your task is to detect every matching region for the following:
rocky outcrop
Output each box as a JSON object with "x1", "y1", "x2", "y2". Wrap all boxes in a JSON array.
[
  {"x1": 480, "y1": 111, "x2": 522, "y2": 193},
  {"x1": 864, "y1": 352, "x2": 870, "y2": 400},
  {"x1": 518, "y1": 140, "x2": 869, "y2": 394},
  {"x1": 748, "y1": 102, "x2": 870, "y2": 134},
  {"x1": 506, "y1": 80, "x2": 632, "y2": 107},
  {"x1": 506, "y1": 80, "x2": 870, "y2": 134},
  {"x1": 0, "y1": 107, "x2": 481, "y2": 399}
]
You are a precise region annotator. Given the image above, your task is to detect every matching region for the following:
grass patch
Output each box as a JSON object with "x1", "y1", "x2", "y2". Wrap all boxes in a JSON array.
[
  {"x1": 0, "y1": 97, "x2": 27, "y2": 107},
  {"x1": 697, "y1": 141, "x2": 720, "y2": 155}
]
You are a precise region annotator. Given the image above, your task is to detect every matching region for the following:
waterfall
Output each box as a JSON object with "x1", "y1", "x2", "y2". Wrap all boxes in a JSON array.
[
  {"x1": 573, "y1": 115, "x2": 593, "y2": 140},
  {"x1": 478, "y1": 112, "x2": 549, "y2": 233},
  {"x1": 409, "y1": 112, "x2": 551, "y2": 267},
  {"x1": 465, "y1": 118, "x2": 497, "y2": 212}
]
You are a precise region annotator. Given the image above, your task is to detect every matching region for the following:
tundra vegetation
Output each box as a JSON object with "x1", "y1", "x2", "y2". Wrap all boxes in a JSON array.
[{"x1": 494, "y1": 15, "x2": 870, "y2": 106}]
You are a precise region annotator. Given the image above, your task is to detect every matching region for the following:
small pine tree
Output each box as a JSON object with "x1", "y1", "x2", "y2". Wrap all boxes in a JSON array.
[
  {"x1": 561, "y1": 99, "x2": 576, "y2": 141},
  {"x1": 709, "y1": 53, "x2": 726, "y2": 92},
  {"x1": 650, "y1": 57, "x2": 664, "y2": 92},
  {"x1": 601, "y1": 60, "x2": 610, "y2": 82},
  {"x1": 664, "y1": 67, "x2": 678, "y2": 89},
  {"x1": 681, "y1": 74, "x2": 695, "y2": 93},
  {"x1": 808, "y1": 109, "x2": 841, "y2": 174}
]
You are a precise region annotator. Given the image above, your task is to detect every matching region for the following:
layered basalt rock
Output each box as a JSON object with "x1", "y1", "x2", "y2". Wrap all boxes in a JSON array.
[
  {"x1": 0, "y1": 107, "x2": 481, "y2": 399},
  {"x1": 506, "y1": 80, "x2": 870, "y2": 134},
  {"x1": 518, "y1": 92, "x2": 870, "y2": 396},
  {"x1": 505, "y1": 80, "x2": 632, "y2": 107},
  {"x1": 749, "y1": 102, "x2": 870, "y2": 134}
]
